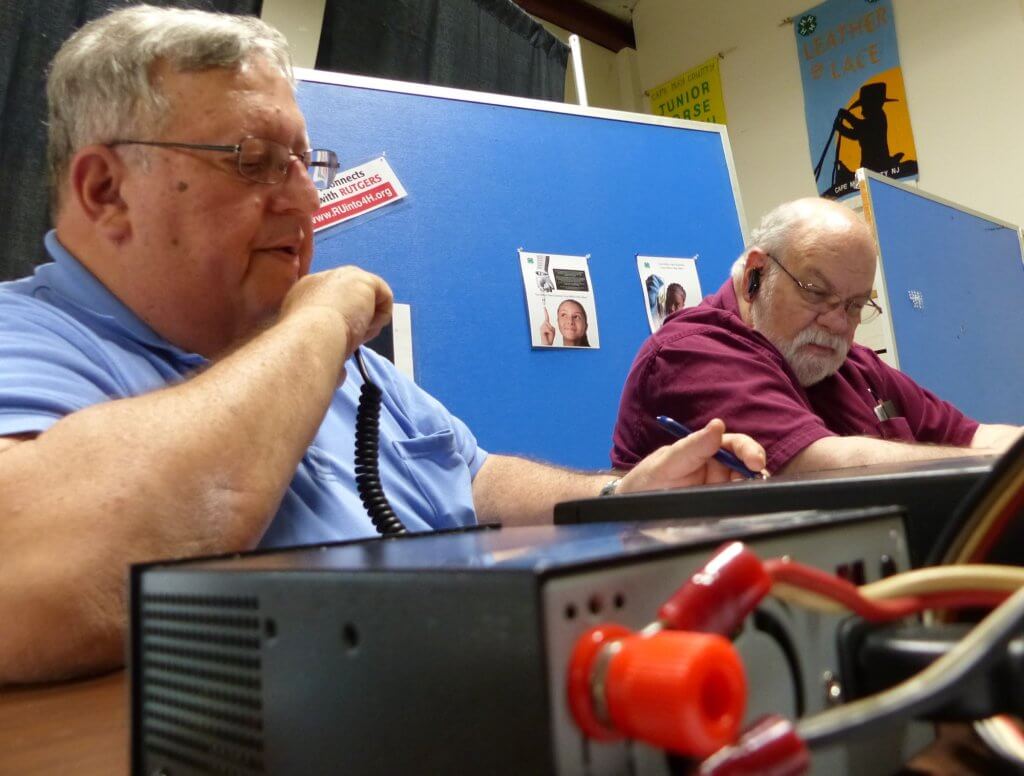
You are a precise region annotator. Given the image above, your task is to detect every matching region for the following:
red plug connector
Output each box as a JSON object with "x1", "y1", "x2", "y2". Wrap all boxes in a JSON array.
[
  {"x1": 659, "y1": 542, "x2": 772, "y2": 635},
  {"x1": 698, "y1": 715, "x2": 809, "y2": 776}
]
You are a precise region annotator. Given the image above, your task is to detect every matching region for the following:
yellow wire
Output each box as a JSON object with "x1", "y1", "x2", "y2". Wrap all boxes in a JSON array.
[
  {"x1": 948, "y1": 463, "x2": 1024, "y2": 564},
  {"x1": 954, "y1": 467, "x2": 1024, "y2": 561},
  {"x1": 769, "y1": 565, "x2": 1024, "y2": 616},
  {"x1": 770, "y1": 582, "x2": 845, "y2": 614},
  {"x1": 863, "y1": 565, "x2": 1024, "y2": 598}
]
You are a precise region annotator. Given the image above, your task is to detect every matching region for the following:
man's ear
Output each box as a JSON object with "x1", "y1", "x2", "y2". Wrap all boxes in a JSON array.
[
  {"x1": 747, "y1": 268, "x2": 761, "y2": 296},
  {"x1": 742, "y1": 249, "x2": 768, "y2": 303},
  {"x1": 67, "y1": 145, "x2": 131, "y2": 242}
]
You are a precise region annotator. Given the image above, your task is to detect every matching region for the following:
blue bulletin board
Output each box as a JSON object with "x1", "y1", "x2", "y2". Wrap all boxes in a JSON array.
[
  {"x1": 860, "y1": 170, "x2": 1024, "y2": 425},
  {"x1": 297, "y1": 70, "x2": 747, "y2": 469}
]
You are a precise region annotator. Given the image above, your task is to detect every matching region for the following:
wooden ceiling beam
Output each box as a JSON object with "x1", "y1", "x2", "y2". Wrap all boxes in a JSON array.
[{"x1": 517, "y1": 0, "x2": 635, "y2": 53}]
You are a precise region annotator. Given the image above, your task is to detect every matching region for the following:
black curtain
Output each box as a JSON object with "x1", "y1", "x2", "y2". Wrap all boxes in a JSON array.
[
  {"x1": 0, "y1": 0, "x2": 262, "y2": 281},
  {"x1": 316, "y1": 0, "x2": 568, "y2": 102}
]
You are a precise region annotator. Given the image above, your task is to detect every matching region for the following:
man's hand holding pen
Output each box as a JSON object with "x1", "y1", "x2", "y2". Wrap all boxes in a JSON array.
[{"x1": 614, "y1": 418, "x2": 768, "y2": 495}]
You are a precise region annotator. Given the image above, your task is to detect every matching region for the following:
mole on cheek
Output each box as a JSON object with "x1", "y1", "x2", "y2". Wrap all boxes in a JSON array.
[
  {"x1": 171, "y1": 237, "x2": 180, "y2": 247},
  {"x1": 176, "y1": 181, "x2": 189, "y2": 192}
]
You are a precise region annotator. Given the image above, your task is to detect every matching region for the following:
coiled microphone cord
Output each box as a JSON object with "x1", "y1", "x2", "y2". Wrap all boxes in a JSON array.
[{"x1": 354, "y1": 348, "x2": 407, "y2": 536}]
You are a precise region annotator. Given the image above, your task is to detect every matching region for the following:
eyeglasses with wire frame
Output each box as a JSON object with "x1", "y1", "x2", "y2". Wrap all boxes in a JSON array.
[
  {"x1": 109, "y1": 136, "x2": 340, "y2": 190},
  {"x1": 765, "y1": 252, "x2": 883, "y2": 324}
]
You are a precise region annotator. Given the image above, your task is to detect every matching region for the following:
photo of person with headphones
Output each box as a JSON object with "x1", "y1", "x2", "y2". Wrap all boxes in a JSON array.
[{"x1": 636, "y1": 256, "x2": 702, "y2": 333}]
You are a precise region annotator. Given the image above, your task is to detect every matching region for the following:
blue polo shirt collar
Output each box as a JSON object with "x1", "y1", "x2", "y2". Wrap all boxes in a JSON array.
[{"x1": 43, "y1": 231, "x2": 207, "y2": 367}]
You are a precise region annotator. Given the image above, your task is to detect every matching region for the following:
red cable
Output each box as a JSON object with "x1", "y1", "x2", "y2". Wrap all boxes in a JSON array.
[{"x1": 764, "y1": 559, "x2": 1007, "y2": 622}]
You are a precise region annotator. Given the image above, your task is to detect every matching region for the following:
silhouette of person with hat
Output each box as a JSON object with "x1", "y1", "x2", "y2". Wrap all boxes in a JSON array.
[{"x1": 835, "y1": 82, "x2": 905, "y2": 172}]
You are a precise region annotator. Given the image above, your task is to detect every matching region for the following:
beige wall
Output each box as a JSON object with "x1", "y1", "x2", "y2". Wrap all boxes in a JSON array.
[
  {"x1": 535, "y1": 19, "x2": 643, "y2": 111},
  {"x1": 632, "y1": 0, "x2": 1024, "y2": 233},
  {"x1": 261, "y1": 0, "x2": 325, "y2": 69}
]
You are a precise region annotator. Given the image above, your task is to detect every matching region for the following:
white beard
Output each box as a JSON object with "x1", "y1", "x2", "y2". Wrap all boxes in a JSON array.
[
  {"x1": 778, "y1": 326, "x2": 851, "y2": 386},
  {"x1": 751, "y1": 291, "x2": 850, "y2": 386}
]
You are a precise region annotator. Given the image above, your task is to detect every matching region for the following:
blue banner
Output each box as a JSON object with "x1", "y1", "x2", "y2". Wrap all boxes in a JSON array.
[{"x1": 795, "y1": 0, "x2": 918, "y2": 199}]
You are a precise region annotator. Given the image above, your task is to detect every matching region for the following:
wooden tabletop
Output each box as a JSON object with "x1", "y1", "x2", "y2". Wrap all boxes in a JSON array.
[{"x1": 0, "y1": 670, "x2": 127, "y2": 775}]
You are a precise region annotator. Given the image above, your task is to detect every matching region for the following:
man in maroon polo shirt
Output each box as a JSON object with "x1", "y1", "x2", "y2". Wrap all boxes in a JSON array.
[{"x1": 612, "y1": 197, "x2": 1021, "y2": 475}]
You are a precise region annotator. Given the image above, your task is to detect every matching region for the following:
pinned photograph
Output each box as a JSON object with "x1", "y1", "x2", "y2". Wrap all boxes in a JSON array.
[
  {"x1": 637, "y1": 255, "x2": 703, "y2": 333},
  {"x1": 519, "y1": 251, "x2": 600, "y2": 349}
]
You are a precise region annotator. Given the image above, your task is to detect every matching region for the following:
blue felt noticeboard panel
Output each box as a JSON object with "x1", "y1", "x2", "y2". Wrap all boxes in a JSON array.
[
  {"x1": 863, "y1": 173, "x2": 1024, "y2": 424},
  {"x1": 298, "y1": 72, "x2": 745, "y2": 469}
]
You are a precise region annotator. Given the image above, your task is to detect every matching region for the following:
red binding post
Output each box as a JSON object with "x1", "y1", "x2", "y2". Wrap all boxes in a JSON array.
[{"x1": 567, "y1": 626, "x2": 746, "y2": 758}]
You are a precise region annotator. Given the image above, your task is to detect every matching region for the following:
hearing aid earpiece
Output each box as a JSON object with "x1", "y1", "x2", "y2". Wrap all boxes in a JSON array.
[{"x1": 747, "y1": 268, "x2": 761, "y2": 296}]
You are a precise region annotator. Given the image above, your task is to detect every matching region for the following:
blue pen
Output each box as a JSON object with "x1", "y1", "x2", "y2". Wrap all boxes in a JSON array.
[{"x1": 655, "y1": 415, "x2": 762, "y2": 480}]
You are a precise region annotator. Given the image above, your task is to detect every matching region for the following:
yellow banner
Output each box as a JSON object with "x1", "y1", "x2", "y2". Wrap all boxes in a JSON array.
[{"x1": 648, "y1": 56, "x2": 727, "y2": 125}]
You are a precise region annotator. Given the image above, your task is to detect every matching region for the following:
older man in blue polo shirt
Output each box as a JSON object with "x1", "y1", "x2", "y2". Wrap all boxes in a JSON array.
[{"x1": 0, "y1": 6, "x2": 764, "y2": 685}]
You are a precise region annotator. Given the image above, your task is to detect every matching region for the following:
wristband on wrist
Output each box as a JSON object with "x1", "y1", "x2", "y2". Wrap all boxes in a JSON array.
[{"x1": 599, "y1": 477, "x2": 622, "y2": 497}]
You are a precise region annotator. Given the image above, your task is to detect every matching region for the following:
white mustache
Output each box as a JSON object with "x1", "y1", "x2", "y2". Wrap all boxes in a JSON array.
[{"x1": 791, "y1": 326, "x2": 848, "y2": 355}]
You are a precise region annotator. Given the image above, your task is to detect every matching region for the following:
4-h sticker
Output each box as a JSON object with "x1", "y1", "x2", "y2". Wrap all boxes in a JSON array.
[{"x1": 797, "y1": 14, "x2": 817, "y2": 36}]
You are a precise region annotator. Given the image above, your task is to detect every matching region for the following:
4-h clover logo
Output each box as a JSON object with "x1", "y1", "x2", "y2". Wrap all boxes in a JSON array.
[{"x1": 797, "y1": 14, "x2": 817, "y2": 36}]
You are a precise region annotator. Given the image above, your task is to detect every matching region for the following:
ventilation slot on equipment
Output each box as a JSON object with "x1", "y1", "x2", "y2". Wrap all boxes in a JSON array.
[{"x1": 140, "y1": 593, "x2": 265, "y2": 775}]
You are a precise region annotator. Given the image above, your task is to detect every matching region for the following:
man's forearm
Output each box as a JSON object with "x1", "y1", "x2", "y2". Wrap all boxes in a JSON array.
[
  {"x1": 784, "y1": 434, "x2": 995, "y2": 475},
  {"x1": 471, "y1": 423, "x2": 769, "y2": 527},
  {"x1": 0, "y1": 307, "x2": 351, "y2": 683},
  {"x1": 971, "y1": 423, "x2": 1023, "y2": 452},
  {"x1": 471, "y1": 454, "x2": 609, "y2": 527}
]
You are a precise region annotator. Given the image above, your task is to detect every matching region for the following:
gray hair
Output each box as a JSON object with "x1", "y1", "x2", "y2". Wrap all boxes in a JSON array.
[
  {"x1": 46, "y1": 4, "x2": 293, "y2": 203},
  {"x1": 731, "y1": 200, "x2": 811, "y2": 283}
]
